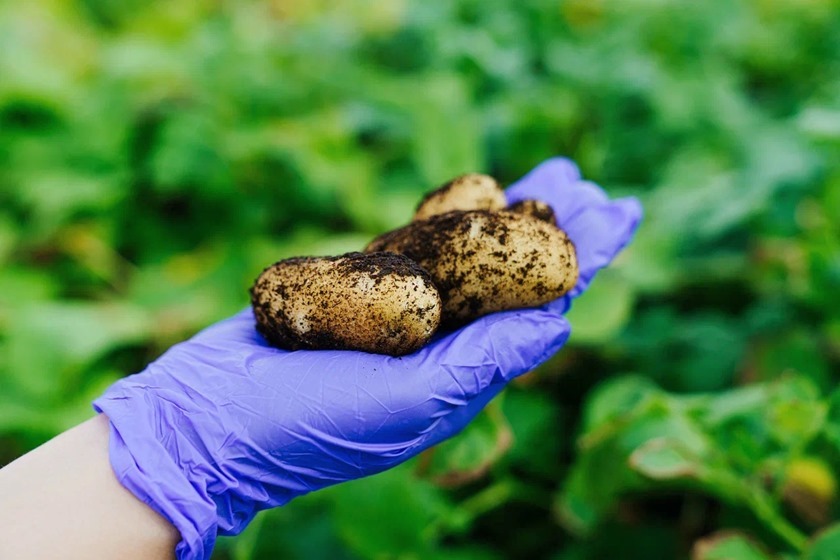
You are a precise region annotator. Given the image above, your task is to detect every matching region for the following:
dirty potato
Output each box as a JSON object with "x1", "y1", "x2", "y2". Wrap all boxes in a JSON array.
[
  {"x1": 365, "y1": 210, "x2": 579, "y2": 326},
  {"x1": 413, "y1": 173, "x2": 507, "y2": 221},
  {"x1": 250, "y1": 252, "x2": 441, "y2": 356},
  {"x1": 507, "y1": 199, "x2": 557, "y2": 226}
]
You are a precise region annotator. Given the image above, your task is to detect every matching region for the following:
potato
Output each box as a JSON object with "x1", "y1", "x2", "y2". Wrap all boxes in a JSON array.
[
  {"x1": 413, "y1": 173, "x2": 507, "y2": 221},
  {"x1": 365, "y1": 210, "x2": 579, "y2": 326},
  {"x1": 250, "y1": 252, "x2": 441, "y2": 356},
  {"x1": 507, "y1": 199, "x2": 557, "y2": 226}
]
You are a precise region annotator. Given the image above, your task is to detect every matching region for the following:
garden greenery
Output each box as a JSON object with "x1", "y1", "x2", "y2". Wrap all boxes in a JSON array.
[{"x1": 1, "y1": 0, "x2": 839, "y2": 558}]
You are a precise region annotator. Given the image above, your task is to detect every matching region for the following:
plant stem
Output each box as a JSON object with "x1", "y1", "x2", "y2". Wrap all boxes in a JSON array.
[{"x1": 748, "y1": 489, "x2": 808, "y2": 552}]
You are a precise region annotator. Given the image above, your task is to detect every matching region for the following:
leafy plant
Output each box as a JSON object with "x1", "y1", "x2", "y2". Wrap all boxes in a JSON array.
[{"x1": 1, "y1": 0, "x2": 839, "y2": 558}]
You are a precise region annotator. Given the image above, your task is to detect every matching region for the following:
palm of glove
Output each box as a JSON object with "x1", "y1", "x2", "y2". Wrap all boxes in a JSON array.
[{"x1": 94, "y1": 158, "x2": 642, "y2": 559}]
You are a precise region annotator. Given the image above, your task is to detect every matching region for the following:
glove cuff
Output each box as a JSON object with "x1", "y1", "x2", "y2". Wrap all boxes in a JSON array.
[{"x1": 93, "y1": 396, "x2": 219, "y2": 560}]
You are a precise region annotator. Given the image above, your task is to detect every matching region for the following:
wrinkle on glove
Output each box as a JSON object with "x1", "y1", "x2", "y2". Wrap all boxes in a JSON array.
[{"x1": 93, "y1": 157, "x2": 641, "y2": 560}]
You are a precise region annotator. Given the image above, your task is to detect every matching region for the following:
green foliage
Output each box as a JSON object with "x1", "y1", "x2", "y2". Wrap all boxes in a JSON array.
[
  {"x1": 692, "y1": 532, "x2": 773, "y2": 560},
  {"x1": 2, "y1": 0, "x2": 840, "y2": 558},
  {"x1": 559, "y1": 374, "x2": 830, "y2": 550}
]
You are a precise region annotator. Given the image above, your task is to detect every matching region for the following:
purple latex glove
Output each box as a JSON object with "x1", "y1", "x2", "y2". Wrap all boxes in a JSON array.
[{"x1": 93, "y1": 158, "x2": 641, "y2": 560}]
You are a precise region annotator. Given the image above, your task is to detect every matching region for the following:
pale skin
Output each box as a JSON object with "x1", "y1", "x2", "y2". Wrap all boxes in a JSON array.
[{"x1": 0, "y1": 414, "x2": 179, "y2": 560}]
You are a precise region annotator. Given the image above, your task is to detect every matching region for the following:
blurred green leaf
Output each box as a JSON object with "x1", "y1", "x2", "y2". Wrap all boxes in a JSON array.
[
  {"x1": 629, "y1": 437, "x2": 702, "y2": 480},
  {"x1": 500, "y1": 387, "x2": 565, "y2": 479},
  {"x1": 408, "y1": 77, "x2": 483, "y2": 184},
  {"x1": 692, "y1": 531, "x2": 773, "y2": 560},
  {"x1": 580, "y1": 375, "x2": 659, "y2": 432},
  {"x1": 560, "y1": 375, "x2": 815, "y2": 550},
  {"x1": 558, "y1": 387, "x2": 712, "y2": 535},
  {"x1": 567, "y1": 270, "x2": 635, "y2": 345},
  {"x1": 751, "y1": 331, "x2": 831, "y2": 390},
  {"x1": 419, "y1": 401, "x2": 512, "y2": 487},
  {"x1": 330, "y1": 463, "x2": 450, "y2": 558},
  {"x1": 0, "y1": 267, "x2": 58, "y2": 308},
  {"x1": 803, "y1": 524, "x2": 840, "y2": 560},
  {"x1": 4, "y1": 302, "x2": 151, "y2": 401},
  {"x1": 2, "y1": 1, "x2": 840, "y2": 558}
]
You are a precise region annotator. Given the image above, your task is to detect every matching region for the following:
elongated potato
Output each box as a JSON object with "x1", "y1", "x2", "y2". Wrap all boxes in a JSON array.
[
  {"x1": 250, "y1": 252, "x2": 441, "y2": 356},
  {"x1": 413, "y1": 173, "x2": 506, "y2": 221},
  {"x1": 365, "y1": 210, "x2": 578, "y2": 326}
]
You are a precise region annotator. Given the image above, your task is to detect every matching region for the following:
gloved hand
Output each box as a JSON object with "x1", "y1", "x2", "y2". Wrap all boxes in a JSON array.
[{"x1": 93, "y1": 158, "x2": 642, "y2": 560}]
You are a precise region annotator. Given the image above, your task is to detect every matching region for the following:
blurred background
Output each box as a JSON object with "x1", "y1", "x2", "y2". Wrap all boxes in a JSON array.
[{"x1": 1, "y1": 0, "x2": 840, "y2": 558}]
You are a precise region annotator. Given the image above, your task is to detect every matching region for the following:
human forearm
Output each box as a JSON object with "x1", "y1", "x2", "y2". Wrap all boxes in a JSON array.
[{"x1": 0, "y1": 414, "x2": 179, "y2": 560}]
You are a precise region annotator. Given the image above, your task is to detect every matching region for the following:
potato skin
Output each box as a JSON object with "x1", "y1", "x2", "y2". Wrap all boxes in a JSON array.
[
  {"x1": 413, "y1": 173, "x2": 507, "y2": 221},
  {"x1": 250, "y1": 252, "x2": 441, "y2": 356},
  {"x1": 507, "y1": 199, "x2": 557, "y2": 226},
  {"x1": 365, "y1": 210, "x2": 579, "y2": 326}
]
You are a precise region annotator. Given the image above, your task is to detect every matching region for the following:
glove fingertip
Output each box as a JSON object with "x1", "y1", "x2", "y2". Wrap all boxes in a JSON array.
[
  {"x1": 567, "y1": 196, "x2": 644, "y2": 297},
  {"x1": 617, "y1": 196, "x2": 644, "y2": 233},
  {"x1": 591, "y1": 196, "x2": 644, "y2": 267},
  {"x1": 505, "y1": 157, "x2": 582, "y2": 203}
]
